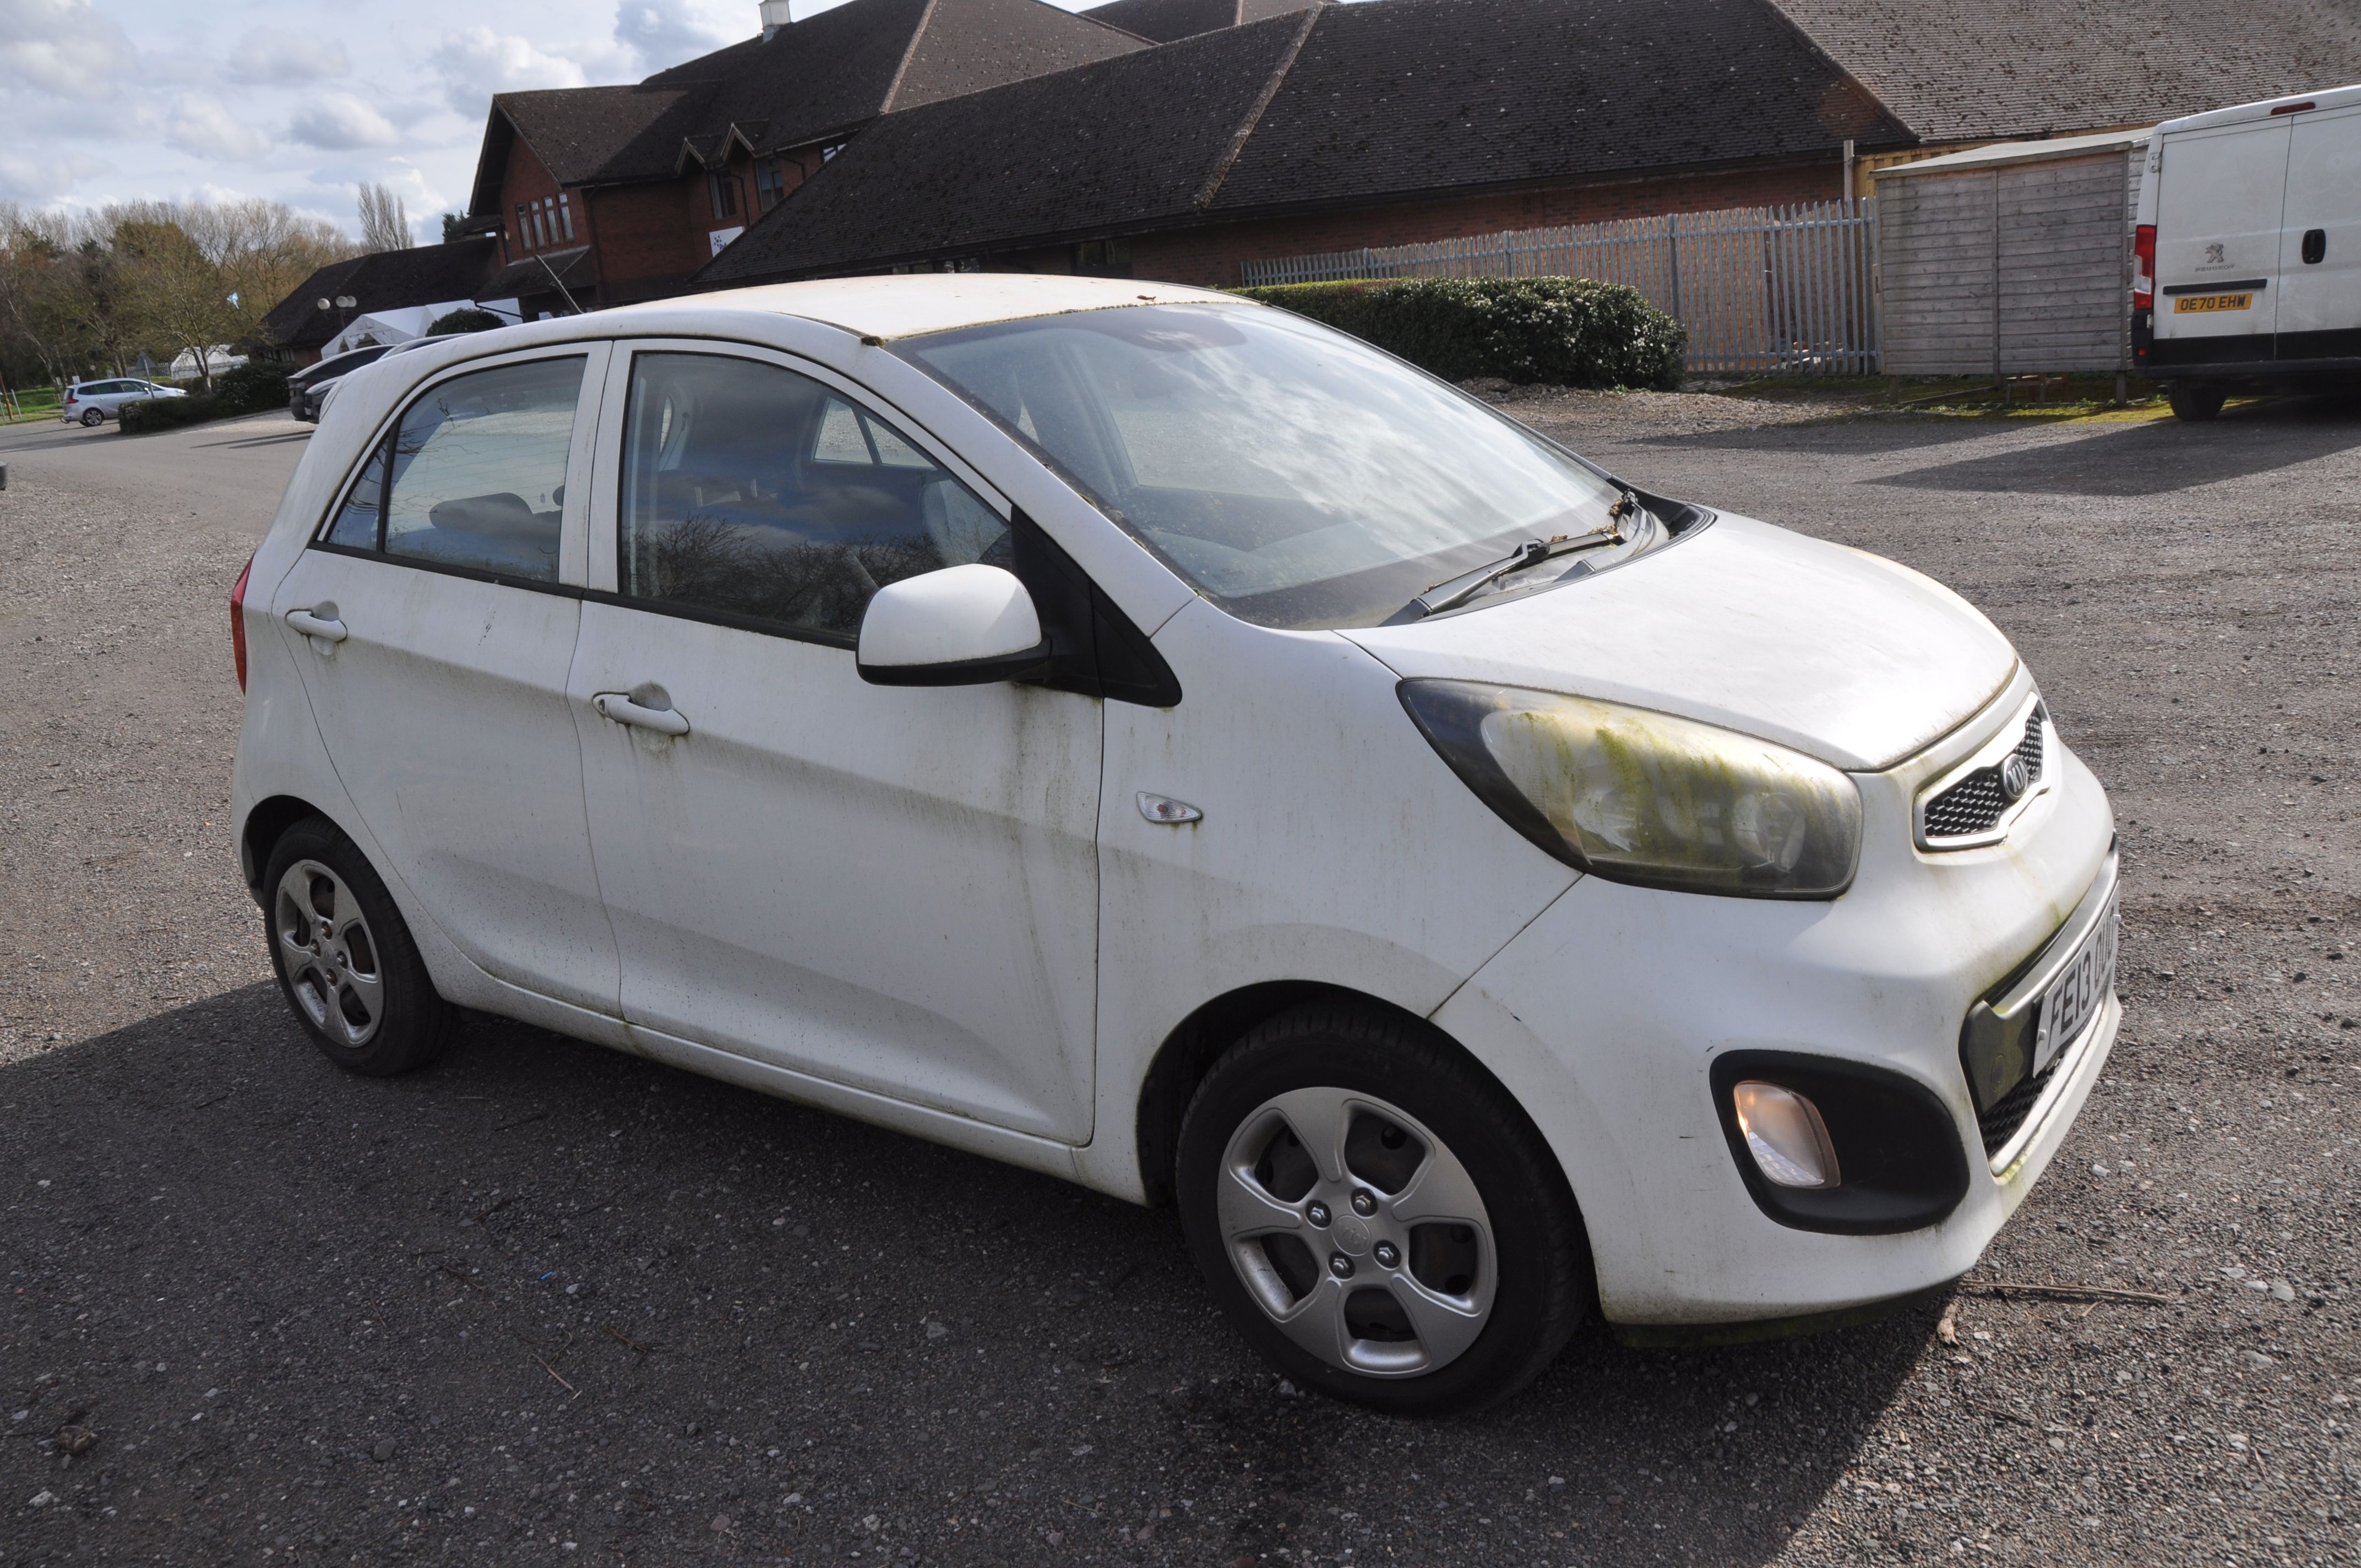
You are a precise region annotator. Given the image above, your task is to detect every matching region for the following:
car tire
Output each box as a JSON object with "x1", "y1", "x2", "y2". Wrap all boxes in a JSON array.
[
  {"x1": 2168, "y1": 382, "x2": 2227, "y2": 422},
  {"x1": 1176, "y1": 1002, "x2": 1592, "y2": 1415},
  {"x1": 80, "y1": 407, "x2": 103, "y2": 427},
  {"x1": 261, "y1": 816, "x2": 453, "y2": 1077}
]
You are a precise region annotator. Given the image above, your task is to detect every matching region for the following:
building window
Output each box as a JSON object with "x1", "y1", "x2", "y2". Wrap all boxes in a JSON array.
[
  {"x1": 557, "y1": 193, "x2": 574, "y2": 242},
  {"x1": 820, "y1": 141, "x2": 846, "y2": 162},
  {"x1": 514, "y1": 203, "x2": 530, "y2": 251},
  {"x1": 709, "y1": 172, "x2": 739, "y2": 222},
  {"x1": 1073, "y1": 238, "x2": 1133, "y2": 278},
  {"x1": 755, "y1": 160, "x2": 788, "y2": 212}
]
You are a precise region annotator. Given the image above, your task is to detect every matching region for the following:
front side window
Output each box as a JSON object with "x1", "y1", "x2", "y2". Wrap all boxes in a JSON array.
[
  {"x1": 318, "y1": 356, "x2": 584, "y2": 582},
  {"x1": 900, "y1": 303, "x2": 1647, "y2": 630},
  {"x1": 617, "y1": 352, "x2": 1008, "y2": 640}
]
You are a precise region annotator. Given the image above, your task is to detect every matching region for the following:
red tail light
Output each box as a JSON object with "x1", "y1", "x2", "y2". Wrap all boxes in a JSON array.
[
  {"x1": 2132, "y1": 224, "x2": 2156, "y2": 312},
  {"x1": 231, "y1": 553, "x2": 254, "y2": 692},
  {"x1": 63, "y1": 390, "x2": 77, "y2": 404}
]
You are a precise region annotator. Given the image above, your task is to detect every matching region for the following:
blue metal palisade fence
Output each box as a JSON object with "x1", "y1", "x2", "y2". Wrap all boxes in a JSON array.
[{"x1": 1239, "y1": 200, "x2": 1882, "y2": 376}]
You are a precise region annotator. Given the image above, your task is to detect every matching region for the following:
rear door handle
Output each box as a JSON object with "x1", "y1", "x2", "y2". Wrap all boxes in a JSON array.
[
  {"x1": 594, "y1": 690, "x2": 690, "y2": 736},
  {"x1": 285, "y1": 607, "x2": 347, "y2": 643}
]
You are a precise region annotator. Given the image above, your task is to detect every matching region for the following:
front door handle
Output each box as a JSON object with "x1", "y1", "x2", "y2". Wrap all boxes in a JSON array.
[
  {"x1": 594, "y1": 690, "x2": 690, "y2": 736},
  {"x1": 285, "y1": 607, "x2": 347, "y2": 643}
]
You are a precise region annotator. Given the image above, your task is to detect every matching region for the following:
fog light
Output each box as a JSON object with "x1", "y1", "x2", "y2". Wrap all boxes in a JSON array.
[{"x1": 1732, "y1": 1081, "x2": 1841, "y2": 1189}]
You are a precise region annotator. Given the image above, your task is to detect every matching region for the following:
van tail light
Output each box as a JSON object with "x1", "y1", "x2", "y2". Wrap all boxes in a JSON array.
[
  {"x1": 231, "y1": 553, "x2": 254, "y2": 691},
  {"x1": 2132, "y1": 224, "x2": 2156, "y2": 312}
]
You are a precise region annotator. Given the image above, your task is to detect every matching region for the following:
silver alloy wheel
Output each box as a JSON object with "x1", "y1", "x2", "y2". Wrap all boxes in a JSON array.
[
  {"x1": 273, "y1": 859, "x2": 383, "y2": 1048},
  {"x1": 1216, "y1": 1087, "x2": 1497, "y2": 1378}
]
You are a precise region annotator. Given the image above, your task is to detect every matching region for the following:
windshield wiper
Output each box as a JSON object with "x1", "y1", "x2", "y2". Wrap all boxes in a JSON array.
[{"x1": 1410, "y1": 505, "x2": 1636, "y2": 618}]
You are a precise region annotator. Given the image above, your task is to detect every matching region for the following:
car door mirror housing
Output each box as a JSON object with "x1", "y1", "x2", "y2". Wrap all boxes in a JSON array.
[{"x1": 856, "y1": 564, "x2": 1053, "y2": 687}]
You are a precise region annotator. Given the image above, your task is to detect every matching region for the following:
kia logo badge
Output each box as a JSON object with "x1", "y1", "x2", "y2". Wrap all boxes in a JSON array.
[{"x1": 1998, "y1": 755, "x2": 2031, "y2": 802}]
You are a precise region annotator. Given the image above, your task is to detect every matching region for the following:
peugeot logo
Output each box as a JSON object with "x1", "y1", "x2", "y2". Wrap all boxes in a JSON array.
[{"x1": 1997, "y1": 755, "x2": 2032, "y2": 803}]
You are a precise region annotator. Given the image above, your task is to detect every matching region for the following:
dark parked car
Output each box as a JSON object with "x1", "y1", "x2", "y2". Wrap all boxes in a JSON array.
[{"x1": 290, "y1": 344, "x2": 394, "y2": 423}]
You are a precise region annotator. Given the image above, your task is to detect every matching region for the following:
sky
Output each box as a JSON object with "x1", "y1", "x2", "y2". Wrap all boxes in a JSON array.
[{"x1": 0, "y1": 0, "x2": 1101, "y2": 242}]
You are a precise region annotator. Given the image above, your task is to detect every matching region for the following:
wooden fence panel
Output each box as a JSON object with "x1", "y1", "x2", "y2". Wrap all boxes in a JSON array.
[{"x1": 1239, "y1": 201, "x2": 1880, "y2": 375}]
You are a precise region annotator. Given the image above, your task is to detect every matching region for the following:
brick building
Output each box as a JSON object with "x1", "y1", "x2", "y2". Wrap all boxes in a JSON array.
[
  {"x1": 461, "y1": 0, "x2": 1147, "y2": 317},
  {"x1": 696, "y1": 0, "x2": 2361, "y2": 289}
]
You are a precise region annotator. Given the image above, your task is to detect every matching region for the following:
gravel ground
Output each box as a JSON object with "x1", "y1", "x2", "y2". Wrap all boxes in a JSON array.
[{"x1": 2, "y1": 393, "x2": 2358, "y2": 1567}]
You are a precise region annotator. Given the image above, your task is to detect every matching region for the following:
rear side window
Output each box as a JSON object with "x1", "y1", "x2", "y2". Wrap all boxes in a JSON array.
[
  {"x1": 317, "y1": 356, "x2": 584, "y2": 582},
  {"x1": 617, "y1": 352, "x2": 1007, "y2": 640}
]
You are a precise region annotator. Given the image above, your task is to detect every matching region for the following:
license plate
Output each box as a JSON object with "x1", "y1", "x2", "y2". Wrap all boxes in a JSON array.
[
  {"x1": 2174, "y1": 293, "x2": 2253, "y2": 313},
  {"x1": 2033, "y1": 892, "x2": 2118, "y2": 1075}
]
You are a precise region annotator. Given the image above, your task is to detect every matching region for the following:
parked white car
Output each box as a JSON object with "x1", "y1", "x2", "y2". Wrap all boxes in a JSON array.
[
  {"x1": 229, "y1": 276, "x2": 2118, "y2": 1412},
  {"x1": 2134, "y1": 80, "x2": 2361, "y2": 418},
  {"x1": 59, "y1": 377, "x2": 185, "y2": 425}
]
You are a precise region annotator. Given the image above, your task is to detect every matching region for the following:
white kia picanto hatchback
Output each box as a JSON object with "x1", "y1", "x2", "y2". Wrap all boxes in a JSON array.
[{"x1": 230, "y1": 276, "x2": 2119, "y2": 1413}]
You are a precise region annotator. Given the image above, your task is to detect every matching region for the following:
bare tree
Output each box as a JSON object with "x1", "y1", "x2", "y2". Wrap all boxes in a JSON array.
[
  {"x1": 357, "y1": 183, "x2": 412, "y2": 253},
  {"x1": 115, "y1": 220, "x2": 238, "y2": 390}
]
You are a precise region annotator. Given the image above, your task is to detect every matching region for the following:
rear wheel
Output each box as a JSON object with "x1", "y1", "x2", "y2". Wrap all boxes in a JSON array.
[
  {"x1": 1176, "y1": 1003, "x2": 1591, "y2": 1414},
  {"x1": 2167, "y1": 381, "x2": 2227, "y2": 421},
  {"x1": 79, "y1": 407, "x2": 102, "y2": 427},
  {"x1": 262, "y1": 818, "x2": 451, "y2": 1076}
]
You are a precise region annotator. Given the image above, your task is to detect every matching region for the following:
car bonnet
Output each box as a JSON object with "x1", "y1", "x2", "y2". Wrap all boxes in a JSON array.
[{"x1": 1340, "y1": 511, "x2": 2017, "y2": 772}]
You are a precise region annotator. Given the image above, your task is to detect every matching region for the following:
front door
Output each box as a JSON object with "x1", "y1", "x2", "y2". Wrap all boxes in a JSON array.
[
  {"x1": 270, "y1": 349, "x2": 619, "y2": 1015},
  {"x1": 568, "y1": 344, "x2": 1102, "y2": 1142}
]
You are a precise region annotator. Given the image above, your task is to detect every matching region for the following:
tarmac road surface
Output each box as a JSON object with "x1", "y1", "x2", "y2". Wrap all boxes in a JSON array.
[{"x1": 2, "y1": 392, "x2": 2357, "y2": 1566}]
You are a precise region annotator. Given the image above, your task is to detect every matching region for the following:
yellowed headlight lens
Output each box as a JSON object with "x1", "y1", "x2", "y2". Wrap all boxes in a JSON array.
[{"x1": 1401, "y1": 682, "x2": 1862, "y2": 898}]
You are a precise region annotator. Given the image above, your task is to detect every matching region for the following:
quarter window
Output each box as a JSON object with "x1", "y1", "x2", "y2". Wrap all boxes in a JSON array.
[
  {"x1": 617, "y1": 352, "x2": 1008, "y2": 640},
  {"x1": 317, "y1": 357, "x2": 584, "y2": 582}
]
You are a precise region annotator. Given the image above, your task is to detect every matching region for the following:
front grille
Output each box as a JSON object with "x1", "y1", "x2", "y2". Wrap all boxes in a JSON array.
[
  {"x1": 1977, "y1": 1055, "x2": 2056, "y2": 1156},
  {"x1": 1923, "y1": 705, "x2": 2046, "y2": 842}
]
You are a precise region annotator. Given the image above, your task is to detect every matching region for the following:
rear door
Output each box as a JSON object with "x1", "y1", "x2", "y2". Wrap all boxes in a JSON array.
[
  {"x1": 2276, "y1": 101, "x2": 2361, "y2": 361},
  {"x1": 269, "y1": 347, "x2": 621, "y2": 1016},
  {"x1": 2153, "y1": 119, "x2": 2288, "y2": 364}
]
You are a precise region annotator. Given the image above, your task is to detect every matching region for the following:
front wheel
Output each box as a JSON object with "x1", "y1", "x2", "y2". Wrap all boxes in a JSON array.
[
  {"x1": 2167, "y1": 381, "x2": 2227, "y2": 421},
  {"x1": 1176, "y1": 1004, "x2": 1592, "y2": 1414},
  {"x1": 262, "y1": 818, "x2": 452, "y2": 1076}
]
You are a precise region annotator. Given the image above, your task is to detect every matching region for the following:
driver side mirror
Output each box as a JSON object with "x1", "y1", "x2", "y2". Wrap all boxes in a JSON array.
[{"x1": 856, "y1": 564, "x2": 1052, "y2": 687}]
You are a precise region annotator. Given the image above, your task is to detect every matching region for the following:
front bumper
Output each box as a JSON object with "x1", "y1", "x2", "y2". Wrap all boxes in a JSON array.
[{"x1": 1433, "y1": 671, "x2": 2118, "y2": 1325}]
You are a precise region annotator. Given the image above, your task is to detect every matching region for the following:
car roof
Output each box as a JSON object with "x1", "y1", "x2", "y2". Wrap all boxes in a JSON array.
[{"x1": 612, "y1": 274, "x2": 1239, "y2": 342}]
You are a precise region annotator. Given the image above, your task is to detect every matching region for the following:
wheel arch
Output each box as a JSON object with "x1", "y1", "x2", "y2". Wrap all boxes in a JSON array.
[
  {"x1": 240, "y1": 794, "x2": 329, "y2": 904},
  {"x1": 1132, "y1": 982, "x2": 1524, "y2": 1211}
]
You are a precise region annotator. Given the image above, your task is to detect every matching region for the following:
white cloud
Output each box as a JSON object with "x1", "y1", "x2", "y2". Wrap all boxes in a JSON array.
[
  {"x1": 613, "y1": 0, "x2": 745, "y2": 73},
  {"x1": 290, "y1": 93, "x2": 399, "y2": 150},
  {"x1": 160, "y1": 95, "x2": 274, "y2": 162},
  {"x1": 0, "y1": 146, "x2": 108, "y2": 204},
  {"x1": 426, "y1": 26, "x2": 591, "y2": 115},
  {"x1": 0, "y1": 0, "x2": 135, "y2": 99},
  {"x1": 225, "y1": 28, "x2": 349, "y2": 85}
]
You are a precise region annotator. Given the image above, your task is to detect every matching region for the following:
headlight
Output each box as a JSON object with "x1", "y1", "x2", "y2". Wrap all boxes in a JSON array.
[{"x1": 1399, "y1": 680, "x2": 1862, "y2": 899}]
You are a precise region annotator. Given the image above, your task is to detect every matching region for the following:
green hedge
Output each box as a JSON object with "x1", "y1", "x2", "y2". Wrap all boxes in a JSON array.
[
  {"x1": 426, "y1": 307, "x2": 504, "y2": 335},
  {"x1": 1232, "y1": 276, "x2": 1685, "y2": 390},
  {"x1": 119, "y1": 361, "x2": 290, "y2": 433}
]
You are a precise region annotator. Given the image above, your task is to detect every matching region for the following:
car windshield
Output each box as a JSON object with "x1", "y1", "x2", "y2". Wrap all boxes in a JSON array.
[{"x1": 897, "y1": 303, "x2": 1642, "y2": 629}]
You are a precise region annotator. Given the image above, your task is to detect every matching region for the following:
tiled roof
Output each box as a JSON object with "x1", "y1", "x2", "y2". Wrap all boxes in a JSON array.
[
  {"x1": 1079, "y1": 0, "x2": 1320, "y2": 44},
  {"x1": 1768, "y1": 0, "x2": 2361, "y2": 143},
  {"x1": 1205, "y1": 0, "x2": 1907, "y2": 214},
  {"x1": 698, "y1": 0, "x2": 1910, "y2": 283},
  {"x1": 699, "y1": 15, "x2": 1310, "y2": 282},
  {"x1": 258, "y1": 239, "x2": 499, "y2": 351},
  {"x1": 469, "y1": 0, "x2": 1143, "y2": 211}
]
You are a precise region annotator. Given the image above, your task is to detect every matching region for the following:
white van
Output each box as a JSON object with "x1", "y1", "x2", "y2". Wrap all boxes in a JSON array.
[{"x1": 2134, "y1": 81, "x2": 2361, "y2": 419}]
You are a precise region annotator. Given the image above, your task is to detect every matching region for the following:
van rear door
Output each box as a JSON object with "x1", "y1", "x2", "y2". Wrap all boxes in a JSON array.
[
  {"x1": 2276, "y1": 101, "x2": 2361, "y2": 362},
  {"x1": 2152, "y1": 119, "x2": 2287, "y2": 368}
]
